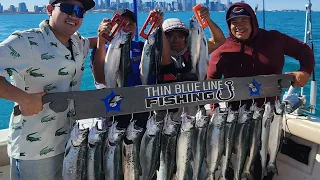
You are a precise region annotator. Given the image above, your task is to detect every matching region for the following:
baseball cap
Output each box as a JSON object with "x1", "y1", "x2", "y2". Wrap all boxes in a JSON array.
[
  {"x1": 227, "y1": 6, "x2": 251, "y2": 21},
  {"x1": 49, "y1": 0, "x2": 95, "y2": 11},
  {"x1": 162, "y1": 18, "x2": 189, "y2": 37},
  {"x1": 113, "y1": 9, "x2": 137, "y2": 23}
]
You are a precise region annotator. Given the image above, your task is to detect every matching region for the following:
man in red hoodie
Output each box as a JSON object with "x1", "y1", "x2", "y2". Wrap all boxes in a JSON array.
[{"x1": 207, "y1": 2, "x2": 315, "y2": 180}]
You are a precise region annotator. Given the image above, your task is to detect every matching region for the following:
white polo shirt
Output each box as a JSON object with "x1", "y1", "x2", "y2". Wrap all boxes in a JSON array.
[{"x1": 0, "y1": 20, "x2": 90, "y2": 160}]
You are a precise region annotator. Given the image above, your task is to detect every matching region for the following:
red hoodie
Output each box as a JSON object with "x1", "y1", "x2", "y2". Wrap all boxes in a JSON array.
[
  {"x1": 207, "y1": 2, "x2": 315, "y2": 80},
  {"x1": 207, "y1": 2, "x2": 315, "y2": 108}
]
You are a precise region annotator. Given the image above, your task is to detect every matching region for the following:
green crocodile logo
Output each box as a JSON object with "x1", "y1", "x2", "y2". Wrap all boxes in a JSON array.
[
  {"x1": 22, "y1": 119, "x2": 27, "y2": 126},
  {"x1": 67, "y1": 109, "x2": 75, "y2": 118},
  {"x1": 43, "y1": 83, "x2": 57, "y2": 92},
  {"x1": 81, "y1": 63, "x2": 85, "y2": 71},
  {"x1": 70, "y1": 79, "x2": 77, "y2": 87},
  {"x1": 26, "y1": 132, "x2": 41, "y2": 142},
  {"x1": 65, "y1": 54, "x2": 71, "y2": 60},
  {"x1": 75, "y1": 52, "x2": 80, "y2": 56},
  {"x1": 7, "y1": 45, "x2": 20, "y2": 59},
  {"x1": 41, "y1": 115, "x2": 56, "y2": 123},
  {"x1": 28, "y1": 37, "x2": 34, "y2": 39},
  {"x1": 29, "y1": 40, "x2": 39, "y2": 46},
  {"x1": 41, "y1": 53, "x2": 55, "y2": 60},
  {"x1": 5, "y1": 68, "x2": 18, "y2": 77},
  {"x1": 7, "y1": 140, "x2": 12, "y2": 145},
  {"x1": 50, "y1": 42, "x2": 58, "y2": 47},
  {"x1": 26, "y1": 29, "x2": 42, "y2": 34},
  {"x1": 25, "y1": 87, "x2": 29, "y2": 91},
  {"x1": 26, "y1": 68, "x2": 44, "y2": 77},
  {"x1": 55, "y1": 127, "x2": 67, "y2": 136},
  {"x1": 58, "y1": 67, "x2": 69, "y2": 76},
  {"x1": 11, "y1": 123, "x2": 22, "y2": 130},
  {"x1": 20, "y1": 152, "x2": 25, "y2": 156},
  {"x1": 12, "y1": 32, "x2": 23, "y2": 39},
  {"x1": 40, "y1": 146, "x2": 54, "y2": 156}
]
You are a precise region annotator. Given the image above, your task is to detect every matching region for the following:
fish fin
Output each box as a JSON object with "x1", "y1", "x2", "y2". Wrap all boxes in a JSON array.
[
  {"x1": 267, "y1": 163, "x2": 279, "y2": 175},
  {"x1": 241, "y1": 171, "x2": 254, "y2": 180}
]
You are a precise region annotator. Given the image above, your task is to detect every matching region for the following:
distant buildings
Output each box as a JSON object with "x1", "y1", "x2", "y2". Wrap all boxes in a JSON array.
[{"x1": 0, "y1": 0, "x2": 234, "y2": 14}]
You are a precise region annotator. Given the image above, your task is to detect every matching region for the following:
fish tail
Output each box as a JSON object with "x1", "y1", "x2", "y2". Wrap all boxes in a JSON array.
[
  {"x1": 267, "y1": 163, "x2": 279, "y2": 175},
  {"x1": 241, "y1": 171, "x2": 254, "y2": 180},
  {"x1": 261, "y1": 168, "x2": 268, "y2": 180}
]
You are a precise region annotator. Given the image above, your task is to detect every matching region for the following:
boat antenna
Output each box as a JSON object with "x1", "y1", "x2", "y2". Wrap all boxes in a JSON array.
[{"x1": 133, "y1": 0, "x2": 139, "y2": 41}]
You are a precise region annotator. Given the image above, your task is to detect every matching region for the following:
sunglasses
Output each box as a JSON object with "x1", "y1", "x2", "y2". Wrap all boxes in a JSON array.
[{"x1": 53, "y1": 3, "x2": 85, "y2": 18}]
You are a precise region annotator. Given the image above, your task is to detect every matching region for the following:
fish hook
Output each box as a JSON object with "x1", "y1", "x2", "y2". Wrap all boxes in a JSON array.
[
  {"x1": 252, "y1": 98, "x2": 255, "y2": 106},
  {"x1": 239, "y1": 100, "x2": 242, "y2": 109},
  {"x1": 112, "y1": 116, "x2": 115, "y2": 124},
  {"x1": 264, "y1": 97, "x2": 267, "y2": 105}
]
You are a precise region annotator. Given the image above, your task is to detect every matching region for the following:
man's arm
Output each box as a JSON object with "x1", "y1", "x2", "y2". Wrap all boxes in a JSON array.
[
  {"x1": 0, "y1": 33, "x2": 45, "y2": 116},
  {"x1": 281, "y1": 31, "x2": 315, "y2": 87},
  {"x1": 91, "y1": 18, "x2": 113, "y2": 85},
  {"x1": 0, "y1": 77, "x2": 45, "y2": 116},
  {"x1": 199, "y1": 6, "x2": 226, "y2": 54}
]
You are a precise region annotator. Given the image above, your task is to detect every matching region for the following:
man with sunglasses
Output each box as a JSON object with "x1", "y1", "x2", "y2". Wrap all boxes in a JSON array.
[{"x1": 0, "y1": 0, "x2": 99, "y2": 179}]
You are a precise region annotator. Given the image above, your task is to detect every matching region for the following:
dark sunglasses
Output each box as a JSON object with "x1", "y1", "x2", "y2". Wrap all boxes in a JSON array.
[{"x1": 53, "y1": 3, "x2": 85, "y2": 18}]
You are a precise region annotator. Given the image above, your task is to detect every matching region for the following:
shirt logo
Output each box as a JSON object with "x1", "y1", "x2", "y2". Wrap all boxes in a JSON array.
[{"x1": 233, "y1": 7, "x2": 244, "y2": 14}]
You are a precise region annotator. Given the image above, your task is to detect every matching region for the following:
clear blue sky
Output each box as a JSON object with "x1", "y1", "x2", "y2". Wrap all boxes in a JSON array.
[{"x1": 0, "y1": 0, "x2": 319, "y2": 11}]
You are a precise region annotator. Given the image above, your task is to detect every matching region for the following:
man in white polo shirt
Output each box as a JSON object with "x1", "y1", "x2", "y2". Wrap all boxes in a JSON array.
[{"x1": 0, "y1": 0, "x2": 104, "y2": 179}]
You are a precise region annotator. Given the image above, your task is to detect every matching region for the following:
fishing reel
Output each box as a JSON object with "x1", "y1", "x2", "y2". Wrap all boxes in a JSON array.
[
  {"x1": 283, "y1": 92, "x2": 306, "y2": 114},
  {"x1": 102, "y1": 14, "x2": 128, "y2": 42}
]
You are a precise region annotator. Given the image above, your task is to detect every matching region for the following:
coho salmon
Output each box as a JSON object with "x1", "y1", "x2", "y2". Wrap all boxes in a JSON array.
[
  {"x1": 267, "y1": 100, "x2": 285, "y2": 175},
  {"x1": 123, "y1": 120, "x2": 144, "y2": 180},
  {"x1": 62, "y1": 122, "x2": 89, "y2": 180}
]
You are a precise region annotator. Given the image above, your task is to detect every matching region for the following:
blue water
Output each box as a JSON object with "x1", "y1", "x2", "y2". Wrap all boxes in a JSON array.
[{"x1": 0, "y1": 11, "x2": 319, "y2": 129}]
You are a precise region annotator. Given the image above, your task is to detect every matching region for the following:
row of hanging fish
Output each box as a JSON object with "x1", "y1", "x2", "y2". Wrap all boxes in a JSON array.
[{"x1": 61, "y1": 100, "x2": 284, "y2": 180}]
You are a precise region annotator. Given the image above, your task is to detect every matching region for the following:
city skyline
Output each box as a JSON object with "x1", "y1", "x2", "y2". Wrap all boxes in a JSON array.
[{"x1": 0, "y1": 0, "x2": 318, "y2": 11}]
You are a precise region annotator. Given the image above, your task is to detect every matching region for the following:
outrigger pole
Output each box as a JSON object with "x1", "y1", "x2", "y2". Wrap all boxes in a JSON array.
[
  {"x1": 284, "y1": 0, "x2": 317, "y2": 115},
  {"x1": 304, "y1": 0, "x2": 317, "y2": 114},
  {"x1": 262, "y1": 0, "x2": 265, "y2": 29}
]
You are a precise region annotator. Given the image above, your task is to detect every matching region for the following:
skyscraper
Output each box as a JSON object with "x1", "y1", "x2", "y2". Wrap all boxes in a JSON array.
[
  {"x1": 106, "y1": 0, "x2": 110, "y2": 8},
  {"x1": 0, "y1": 3, "x2": 3, "y2": 12},
  {"x1": 18, "y1": 2, "x2": 27, "y2": 12},
  {"x1": 93, "y1": 0, "x2": 99, "y2": 9}
]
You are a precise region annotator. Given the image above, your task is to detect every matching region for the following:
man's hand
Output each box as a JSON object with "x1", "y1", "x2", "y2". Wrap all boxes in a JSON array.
[
  {"x1": 18, "y1": 92, "x2": 46, "y2": 116},
  {"x1": 199, "y1": 6, "x2": 211, "y2": 21},
  {"x1": 150, "y1": 9, "x2": 164, "y2": 28},
  {"x1": 98, "y1": 18, "x2": 113, "y2": 44},
  {"x1": 286, "y1": 71, "x2": 311, "y2": 87}
]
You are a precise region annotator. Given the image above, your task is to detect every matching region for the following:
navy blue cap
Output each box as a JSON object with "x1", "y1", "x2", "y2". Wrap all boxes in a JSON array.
[
  {"x1": 49, "y1": 0, "x2": 95, "y2": 11},
  {"x1": 227, "y1": 6, "x2": 251, "y2": 21},
  {"x1": 113, "y1": 9, "x2": 137, "y2": 23}
]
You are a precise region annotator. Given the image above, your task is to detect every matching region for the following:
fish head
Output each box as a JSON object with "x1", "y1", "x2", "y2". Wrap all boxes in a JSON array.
[
  {"x1": 195, "y1": 108, "x2": 209, "y2": 128},
  {"x1": 163, "y1": 112, "x2": 181, "y2": 135},
  {"x1": 264, "y1": 102, "x2": 275, "y2": 119},
  {"x1": 251, "y1": 103, "x2": 264, "y2": 120},
  {"x1": 71, "y1": 122, "x2": 89, "y2": 147},
  {"x1": 238, "y1": 104, "x2": 253, "y2": 123},
  {"x1": 211, "y1": 107, "x2": 228, "y2": 125},
  {"x1": 274, "y1": 100, "x2": 285, "y2": 115},
  {"x1": 180, "y1": 113, "x2": 195, "y2": 132},
  {"x1": 147, "y1": 29, "x2": 157, "y2": 45},
  {"x1": 125, "y1": 120, "x2": 144, "y2": 141},
  {"x1": 226, "y1": 107, "x2": 239, "y2": 123},
  {"x1": 108, "y1": 121, "x2": 126, "y2": 144},
  {"x1": 88, "y1": 121, "x2": 106, "y2": 146},
  {"x1": 146, "y1": 115, "x2": 163, "y2": 136},
  {"x1": 111, "y1": 29, "x2": 131, "y2": 47}
]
